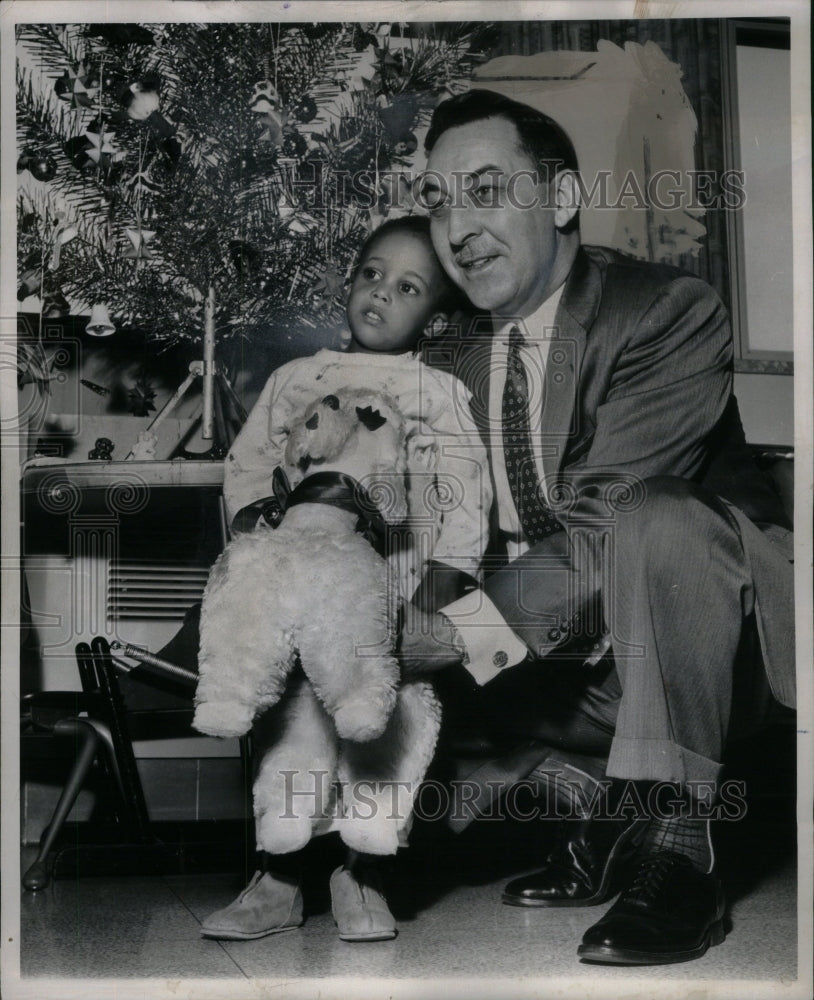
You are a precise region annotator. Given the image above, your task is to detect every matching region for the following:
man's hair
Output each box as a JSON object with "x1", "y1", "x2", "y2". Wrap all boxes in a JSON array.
[
  {"x1": 425, "y1": 89, "x2": 579, "y2": 180},
  {"x1": 354, "y1": 214, "x2": 464, "y2": 314}
]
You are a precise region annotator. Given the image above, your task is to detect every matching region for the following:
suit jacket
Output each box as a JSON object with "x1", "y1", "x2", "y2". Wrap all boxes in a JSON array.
[{"x1": 424, "y1": 245, "x2": 795, "y2": 709}]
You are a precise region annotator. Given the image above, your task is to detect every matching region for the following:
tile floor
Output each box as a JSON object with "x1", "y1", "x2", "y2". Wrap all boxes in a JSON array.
[{"x1": 12, "y1": 801, "x2": 807, "y2": 1000}]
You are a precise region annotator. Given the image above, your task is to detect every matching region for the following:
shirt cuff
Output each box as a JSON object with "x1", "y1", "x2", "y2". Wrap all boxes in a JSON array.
[{"x1": 441, "y1": 589, "x2": 529, "y2": 686}]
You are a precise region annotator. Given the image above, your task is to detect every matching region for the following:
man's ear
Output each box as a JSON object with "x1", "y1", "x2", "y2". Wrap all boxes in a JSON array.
[
  {"x1": 423, "y1": 312, "x2": 448, "y2": 339},
  {"x1": 553, "y1": 170, "x2": 580, "y2": 230}
]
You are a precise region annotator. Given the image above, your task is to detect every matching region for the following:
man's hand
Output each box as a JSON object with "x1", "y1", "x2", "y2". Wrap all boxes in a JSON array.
[{"x1": 398, "y1": 607, "x2": 464, "y2": 678}]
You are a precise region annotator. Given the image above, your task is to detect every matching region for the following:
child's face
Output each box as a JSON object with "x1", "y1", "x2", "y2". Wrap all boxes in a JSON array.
[{"x1": 346, "y1": 231, "x2": 448, "y2": 353}]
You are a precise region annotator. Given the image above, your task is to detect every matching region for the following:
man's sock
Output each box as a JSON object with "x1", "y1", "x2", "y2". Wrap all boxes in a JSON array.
[{"x1": 641, "y1": 816, "x2": 714, "y2": 874}]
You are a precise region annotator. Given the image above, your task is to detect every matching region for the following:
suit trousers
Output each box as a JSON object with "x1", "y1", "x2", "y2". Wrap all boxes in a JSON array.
[{"x1": 480, "y1": 476, "x2": 790, "y2": 791}]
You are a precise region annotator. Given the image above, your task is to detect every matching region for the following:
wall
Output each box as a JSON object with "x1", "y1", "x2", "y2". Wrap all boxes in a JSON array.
[{"x1": 734, "y1": 373, "x2": 794, "y2": 447}]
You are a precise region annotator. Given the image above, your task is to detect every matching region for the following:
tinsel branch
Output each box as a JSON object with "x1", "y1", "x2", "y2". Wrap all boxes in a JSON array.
[{"x1": 17, "y1": 20, "x2": 496, "y2": 350}]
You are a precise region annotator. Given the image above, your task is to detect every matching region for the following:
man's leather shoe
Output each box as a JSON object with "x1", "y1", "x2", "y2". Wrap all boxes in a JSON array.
[
  {"x1": 577, "y1": 850, "x2": 726, "y2": 965},
  {"x1": 502, "y1": 816, "x2": 647, "y2": 907}
]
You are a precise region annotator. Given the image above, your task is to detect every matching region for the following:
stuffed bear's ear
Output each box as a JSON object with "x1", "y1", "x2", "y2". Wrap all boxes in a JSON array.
[
  {"x1": 356, "y1": 405, "x2": 387, "y2": 431},
  {"x1": 305, "y1": 412, "x2": 319, "y2": 429},
  {"x1": 321, "y1": 394, "x2": 339, "y2": 410}
]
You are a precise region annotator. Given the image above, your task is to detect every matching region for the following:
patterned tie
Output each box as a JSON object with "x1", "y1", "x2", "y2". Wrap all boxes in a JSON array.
[{"x1": 501, "y1": 326, "x2": 563, "y2": 542}]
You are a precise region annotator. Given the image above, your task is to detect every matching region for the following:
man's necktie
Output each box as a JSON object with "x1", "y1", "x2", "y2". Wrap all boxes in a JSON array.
[{"x1": 501, "y1": 326, "x2": 563, "y2": 542}]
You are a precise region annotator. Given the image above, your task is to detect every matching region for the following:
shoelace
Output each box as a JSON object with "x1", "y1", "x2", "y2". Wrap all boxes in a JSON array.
[{"x1": 624, "y1": 852, "x2": 687, "y2": 905}]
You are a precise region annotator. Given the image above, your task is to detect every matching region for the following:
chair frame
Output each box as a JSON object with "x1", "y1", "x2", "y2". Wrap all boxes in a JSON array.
[{"x1": 21, "y1": 636, "x2": 251, "y2": 890}]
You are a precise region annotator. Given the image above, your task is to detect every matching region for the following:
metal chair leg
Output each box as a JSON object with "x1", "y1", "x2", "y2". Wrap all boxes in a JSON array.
[
  {"x1": 22, "y1": 719, "x2": 100, "y2": 891},
  {"x1": 90, "y1": 637, "x2": 153, "y2": 842}
]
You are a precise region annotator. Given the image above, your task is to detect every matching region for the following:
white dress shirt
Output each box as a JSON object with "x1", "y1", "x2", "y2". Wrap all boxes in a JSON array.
[{"x1": 442, "y1": 285, "x2": 566, "y2": 685}]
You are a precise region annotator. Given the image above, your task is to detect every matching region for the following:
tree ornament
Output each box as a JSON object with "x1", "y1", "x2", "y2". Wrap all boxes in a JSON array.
[
  {"x1": 371, "y1": 47, "x2": 402, "y2": 93},
  {"x1": 391, "y1": 132, "x2": 417, "y2": 158},
  {"x1": 20, "y1": 212, "x2": 38, "y2": 235},
  {"x1": 124, "y1": 228, "x2": 156, "y2": 260},
  {"x1": 291, "y1": 94, "x2": 318, "y2": 124},
  {"x1": 85, "y1": 129, "x2": 118, "y2": 165},
  {"x1": 281, "y1": 130, "x2": 307, "y2": 159},
  {"x1": 120, "y1": 73, "x2": 161, "y2": 121},
  {"x1": 54, "y1": 62, "x2": 98, "y2": 109},
  {"x1": 276, "y1": 194, "x2": 319, "y2": 235},
  {"x1": 17, "y1": 252, "x2": 43, "y2": 301},
  {"x1": 251, "y1": 85, "x2": 288, "y2": 146},
  {"x1": 64, "y1": 134, "x2": 94, "y2": 171},
  {"x1": 41, "y1": 288, "x2": 71, "y2": 318},
  {"x1": 17, "y1": 148, "x2": 34, "y2": 173},
  {"x1": 352, "y1": 24, "x2": 380, "y2": 52},
  {"x1": 124, "y1": 167, "x2": 162, "y2": 198},
  {"x1": 118, "y1": 73, "x2": 177, "y2": 153},
  {"x1": 258, "y1": 111, "x2": 285, "y2": 146},
  {"x1": 229, "y1": 240, "x2": 262, "y2": 282},
  {"x1": 27, "y1": 154, "x2": 58, "y2": 182},
  {"x1": 49, "y1": 214, "x2": 79, "y2": 269},
  {"x1": 234, "y1": 147, "x2": 258, "y2": 174},
  {"x1": 85, "y1": 303, "x2": 116, "y2": 336},
  {"x1": 308, "y1": 265, "x2": 344, "y2": 306},
  {"x1": 249, "y1": 80, "x2": 280, "y2": 114}
]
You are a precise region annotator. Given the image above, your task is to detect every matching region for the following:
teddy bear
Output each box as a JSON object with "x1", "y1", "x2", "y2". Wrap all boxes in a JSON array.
[{"x1": 193, "y1": 387, "x2": 441, "y2": 856}]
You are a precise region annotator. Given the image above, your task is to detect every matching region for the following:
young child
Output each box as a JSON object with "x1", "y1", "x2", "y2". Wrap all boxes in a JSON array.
[{"x1": 197, "y1": 216, "x2": 492, "y2": 943}]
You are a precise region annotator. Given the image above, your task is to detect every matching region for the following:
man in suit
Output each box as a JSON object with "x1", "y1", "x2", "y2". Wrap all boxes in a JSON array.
[{"x1": 400, "y1": 90, "x2": 795, "y2": 965}]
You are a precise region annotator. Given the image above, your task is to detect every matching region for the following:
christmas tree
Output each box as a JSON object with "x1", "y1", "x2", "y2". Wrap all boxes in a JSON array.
[{"x1": 16, "y1": 20, "x2": 496, "y2": 359}]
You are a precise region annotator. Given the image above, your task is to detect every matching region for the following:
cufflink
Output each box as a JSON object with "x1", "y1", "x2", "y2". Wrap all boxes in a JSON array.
[{"x1": 492, "y1": 650, "x2": 509, "y2": 669}]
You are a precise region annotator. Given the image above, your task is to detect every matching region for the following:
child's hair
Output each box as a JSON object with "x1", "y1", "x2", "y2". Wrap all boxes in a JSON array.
[{"x1": 353, "y1": 215, "x2": 464, "y2": 315}]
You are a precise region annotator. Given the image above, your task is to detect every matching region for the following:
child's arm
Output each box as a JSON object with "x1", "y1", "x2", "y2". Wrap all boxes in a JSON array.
[{"x1": 222, "y1": 368, "x2": 288, "y2": 526}]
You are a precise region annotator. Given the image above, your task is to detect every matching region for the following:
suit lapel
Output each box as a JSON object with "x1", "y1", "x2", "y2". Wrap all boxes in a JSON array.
[{"x1": 541, "y1": 246, "x2": 604, "y2": 483}]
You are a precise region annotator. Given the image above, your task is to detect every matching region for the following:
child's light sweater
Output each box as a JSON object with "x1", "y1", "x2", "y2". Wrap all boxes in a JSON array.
[{"x1": 223, "y1": 348, "x2": 492, "y2": 592}]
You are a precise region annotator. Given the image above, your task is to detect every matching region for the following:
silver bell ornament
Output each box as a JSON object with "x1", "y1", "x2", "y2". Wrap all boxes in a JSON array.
[{"x1": 86, "y1": 303, "x2": 116, "y2": 337}]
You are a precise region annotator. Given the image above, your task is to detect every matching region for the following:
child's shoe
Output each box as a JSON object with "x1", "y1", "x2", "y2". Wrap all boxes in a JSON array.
[
  {"x1": 329, "y1": 865, "x2": 397, "y2": 941},
  {"x1": 200, "y1": 870, "x2": 304, "y2": 940}
]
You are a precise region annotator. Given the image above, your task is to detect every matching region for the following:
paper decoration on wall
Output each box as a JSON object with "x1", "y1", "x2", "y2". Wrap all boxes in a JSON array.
[
  {"x1": 471, "y1": 40, "x2": 705, "y2": 261},
  {"x1": 127, "y1": 373, "x2": 157, "y2": 416},
  {"x1": 80, "y1": 378, "x2": 111, "y2": 396}
]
